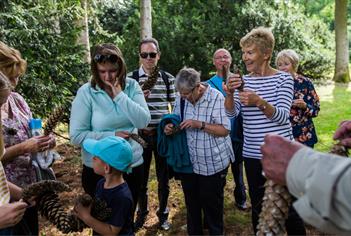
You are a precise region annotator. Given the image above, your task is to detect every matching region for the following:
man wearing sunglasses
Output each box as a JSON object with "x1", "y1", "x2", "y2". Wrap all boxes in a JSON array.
[{"x1": 128, "y1": 38, "x2": 176, "y2": 231}]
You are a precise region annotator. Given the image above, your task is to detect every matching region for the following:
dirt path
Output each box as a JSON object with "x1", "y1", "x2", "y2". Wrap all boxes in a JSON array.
[{"x1": 39, "y1": 141, "x2": 322, "y2": 236}]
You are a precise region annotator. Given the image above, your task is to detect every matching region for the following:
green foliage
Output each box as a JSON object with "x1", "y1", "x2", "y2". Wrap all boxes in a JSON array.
[
  {"x1": 0, "y1": 0, "x2": 89, "y2": 117},
  {"x1": 98, "y1": 0, "x2": 334, "y2": 80}
]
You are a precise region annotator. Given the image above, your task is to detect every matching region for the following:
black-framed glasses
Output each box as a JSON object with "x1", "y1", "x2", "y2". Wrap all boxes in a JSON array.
[
  {"x1": 93, "y1": 54, "x2": 119, "y2": 63},
  {"x1": 139, "y1": 52, "x2": 157, "y2": 59}
]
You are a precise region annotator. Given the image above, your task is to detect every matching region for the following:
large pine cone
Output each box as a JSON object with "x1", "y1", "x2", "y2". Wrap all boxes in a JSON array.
[
  {"x1": 22, "y1": 180, "x2": 74, "y2": 233},
  {"x1": 257, "y1": 180, "x2": 292, "y2": 235},
  {"x1": 43, "y1": 100, "x2": 72, "y2": 136},
  {"x1": 141, "y1": 65, "x2": 159, "y2": 91},
  {"x1": 22, "y1": 180, "x2": 70, "y2": 201},
  {"x1": 257, "y1": 141, "x2": 349, "y2": 235},
  {"x1": 69, "y1": 194, "x2": 113, "y2": 232}
]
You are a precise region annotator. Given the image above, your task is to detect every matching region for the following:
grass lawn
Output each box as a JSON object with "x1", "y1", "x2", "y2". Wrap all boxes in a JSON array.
[{"x1": 314, "y1": 81, "x2": 351, "y2": 152}]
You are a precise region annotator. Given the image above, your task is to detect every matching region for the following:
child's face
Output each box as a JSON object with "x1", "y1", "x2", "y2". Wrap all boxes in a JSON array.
[
  {"x1": 0, "y1": 88, "x2": 11, "y2": 105},
  {"x1": 92, "y1": 156, "x2": 105, "y2": 176}
]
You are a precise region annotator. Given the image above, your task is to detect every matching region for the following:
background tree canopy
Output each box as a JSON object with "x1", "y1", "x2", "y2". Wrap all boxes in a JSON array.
[{"x1": 0, "y1": 0, "x2": 337, "y2": 117}]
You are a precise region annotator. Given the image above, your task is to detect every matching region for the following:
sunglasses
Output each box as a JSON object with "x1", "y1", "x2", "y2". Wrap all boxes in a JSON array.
[
  {"x1": 93, "y1": 54, "x2": 119, "y2": 63},
  {"x1": 139, "y1": 52, "x2": 157, "y2": 59}
]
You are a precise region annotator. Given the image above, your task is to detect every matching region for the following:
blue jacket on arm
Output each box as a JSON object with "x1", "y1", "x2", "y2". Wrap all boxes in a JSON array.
[{"x1": 157, "y1": 114, "x2": 193, "y2": 174}]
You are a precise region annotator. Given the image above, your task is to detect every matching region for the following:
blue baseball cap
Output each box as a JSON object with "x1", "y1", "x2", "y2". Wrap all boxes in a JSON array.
[{"x1": 83, "y1": 136, "x2": 133, "y2": 173}]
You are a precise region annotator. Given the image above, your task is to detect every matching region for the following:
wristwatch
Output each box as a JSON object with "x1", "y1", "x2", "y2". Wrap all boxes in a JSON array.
[
  {"x1": 258, "y1": 100, "x2": 267, "y2": 111},
  {"x1": 200, "y1": 121, "x2": 206, "y2": 130}
]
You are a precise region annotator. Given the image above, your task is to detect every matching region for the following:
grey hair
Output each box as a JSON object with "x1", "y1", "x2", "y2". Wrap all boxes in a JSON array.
[
  {"x1": 276, "y1": 49, "x2": 300, "y2": 72},
  {"x1": 175, "y1": 67, "x2": 201, "y2": 92}
]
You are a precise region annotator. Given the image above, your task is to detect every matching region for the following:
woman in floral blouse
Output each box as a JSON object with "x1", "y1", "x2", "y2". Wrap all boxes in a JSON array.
[
  {"x1": 0, "y1": 42, "x2": 56, "y2": 235},
  {"x1": 276, "y1": 49, "x2": 320, "y2": 148}
]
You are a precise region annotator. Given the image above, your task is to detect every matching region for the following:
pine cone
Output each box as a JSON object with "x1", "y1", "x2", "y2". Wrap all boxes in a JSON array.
[
  {"x1": 257, "y1": 180, "x2": 292, "y2": 236},
  {"x1": 43, "y1": 100, "x2": 72, "y2": 136},
  {"x1": 38, "y1": 193, "x2": 73, "y2": 234},
  {"x1": 22, "y1": 180, "x2": 70, "y2": 201},
  {"x1": 92, "y1": 198, "x2": 113, "y2": 221},
  {"x1": 68, "y1": 194, "x2": 113, "y2": 232},
  {"x1": 141, "y1": 65, "x2": 159, "y2": 91},
  {"x1": 330, "y1": 142, "x2": 349, "y2": 157},
  {"x1": 130, "y1": 133, "x2": 147, "y2": 148},
  {"x1": 257, "y1": 141, "x2": 349, "y2": 235}
]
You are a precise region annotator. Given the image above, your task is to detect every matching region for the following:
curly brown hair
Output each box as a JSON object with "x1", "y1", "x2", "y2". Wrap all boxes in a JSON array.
[{"x1": 90, "y1": 43, "x2": 127, "y2": 90}]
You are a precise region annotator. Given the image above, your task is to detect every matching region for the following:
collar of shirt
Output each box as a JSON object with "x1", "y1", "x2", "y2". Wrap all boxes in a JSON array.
[
  {"x1": 197, "y1": 83, "x2": 211, "y2": 104},
  {"x1": 138, "y1": 66, "x2": 162, "y2": 78}
]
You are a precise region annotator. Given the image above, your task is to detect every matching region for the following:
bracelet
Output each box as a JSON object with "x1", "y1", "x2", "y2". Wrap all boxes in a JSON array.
[
  {"x1": 258, "y1": 100, "x2": 267, "y2": 111},
  {"x1": 200, "y1": 121, "x2": 206, "y2": 130}
]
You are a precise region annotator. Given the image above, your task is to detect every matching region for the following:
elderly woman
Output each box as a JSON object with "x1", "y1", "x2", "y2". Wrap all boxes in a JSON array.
[
  {"x1": 164, "y1": 67, "x2": 234, "y2": 235},
  {"x1": 224, "y1": 27, "x2": 305, "y2": 234},
  {"x1": 276, "y1": 49, "x2": 320, "y2": 148},
  {"x1": 0, "y1": 42, "x2": 56, "y2": 235},
  {"x1": 69, "y1": 43, "x2": 151, "y2": 218}
]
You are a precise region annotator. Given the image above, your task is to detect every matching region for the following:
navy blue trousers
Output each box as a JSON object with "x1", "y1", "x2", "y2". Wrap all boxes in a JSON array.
[
  {"x1": 137, "y1": 132, "x2": 170, "y2": 221},
  {"x1": 180, "y1": 168, "x2": 227, "y2": 235},
  {"x1": 231, "y1": 142, "x2": 247, "y2": 205}
]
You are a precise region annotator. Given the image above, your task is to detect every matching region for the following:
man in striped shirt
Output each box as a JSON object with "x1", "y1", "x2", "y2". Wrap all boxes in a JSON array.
[{"x1": 128, "y1": 38, "x2": 176, "y2": 231}]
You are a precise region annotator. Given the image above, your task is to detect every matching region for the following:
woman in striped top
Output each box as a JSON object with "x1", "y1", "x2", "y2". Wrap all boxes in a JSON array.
[{"x1": 224, "y1": 27, "x2": 306, "y2": 235}]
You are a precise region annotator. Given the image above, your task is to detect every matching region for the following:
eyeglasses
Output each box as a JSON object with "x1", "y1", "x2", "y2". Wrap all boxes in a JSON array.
[
  {"x1": 179, "y1": 86, "x2": 196, "y2": 97},
  {"x1": 140, "y1": 52, "x2": 158, "y2": 59},
  {"x1": 214, "y1": 55, "x2": 231, "y2": 60},
  {"x1": 93, "y1": 54, "x2": 119, "y2": 63}
]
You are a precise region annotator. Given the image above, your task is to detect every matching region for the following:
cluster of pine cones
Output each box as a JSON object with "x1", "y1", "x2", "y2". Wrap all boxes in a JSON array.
[{"x1": 22, "y1": 180, "x2": 112, "y2": 234}]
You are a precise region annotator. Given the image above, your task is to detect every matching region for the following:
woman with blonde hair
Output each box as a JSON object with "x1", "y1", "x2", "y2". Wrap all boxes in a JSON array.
[
  {"x1": 224, "y1": 27, "x2": 305, "y2": 234},
  {"x1": 0, "y1": 41, "x2": 56, "y2": 235},
  {"x1": 276, "y1": 49, "x2": 320, "y2": 148}
]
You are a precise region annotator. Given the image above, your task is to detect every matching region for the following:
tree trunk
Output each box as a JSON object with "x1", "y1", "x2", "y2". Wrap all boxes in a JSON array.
[
  {"x1": 140, "y1": 0, "x2": 152, "y2": 39},
  {"x1": 334, "y1": 0, "x2": 350, "y2": 82},
  {"x1": 78, "y1": 0, "x2": 90, "y2": 64}
]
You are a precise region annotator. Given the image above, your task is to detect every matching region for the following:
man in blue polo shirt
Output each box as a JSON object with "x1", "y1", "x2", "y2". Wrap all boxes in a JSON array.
[{"x1": 207, "y1": 48, "x2": 248, "y2": 211}]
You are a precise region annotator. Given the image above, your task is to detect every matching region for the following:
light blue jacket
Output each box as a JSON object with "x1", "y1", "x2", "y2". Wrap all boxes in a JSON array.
[{"x1": 69, "y1": 78, "x2": 151, "y2": 168}]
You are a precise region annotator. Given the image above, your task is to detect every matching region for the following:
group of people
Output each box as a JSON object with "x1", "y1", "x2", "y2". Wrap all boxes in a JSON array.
[{"x1": 0, "y1": 25, "x2": 350, "y2": 236}]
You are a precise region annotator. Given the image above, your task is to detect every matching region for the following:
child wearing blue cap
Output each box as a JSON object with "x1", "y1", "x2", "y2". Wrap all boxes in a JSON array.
[{"x1": 74, "y1": 136, "x2": 134, "y2": 235}]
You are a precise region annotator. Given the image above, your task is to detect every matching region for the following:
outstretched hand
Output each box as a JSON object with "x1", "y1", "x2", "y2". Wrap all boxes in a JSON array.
[
  {"x1": 333, "y1": 120, "x2": 351, "y2": 147},
  {"x1": 261, "y1": 134, "x2": 304, "y2": 185},
  {"x1": 24, "y1": 135, "x2": 55, "y2": 153}
]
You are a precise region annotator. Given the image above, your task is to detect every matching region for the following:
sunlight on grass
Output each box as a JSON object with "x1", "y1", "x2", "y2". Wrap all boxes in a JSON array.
[{"x1": 314, "y1": 82, "x2": 351, "y2": 152}]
